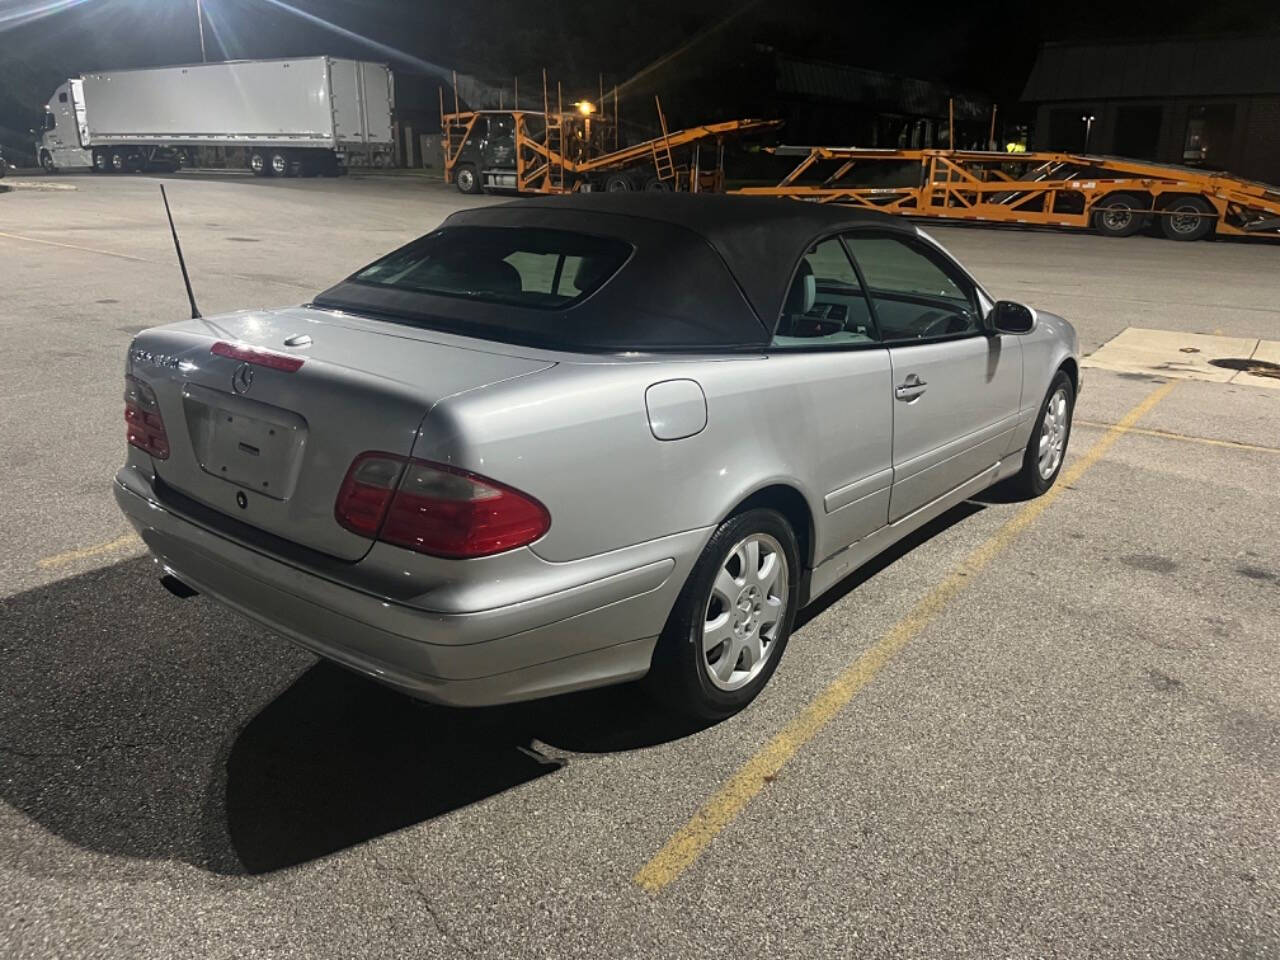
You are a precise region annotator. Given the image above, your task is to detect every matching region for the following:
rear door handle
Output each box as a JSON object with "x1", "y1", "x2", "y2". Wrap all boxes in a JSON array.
[{"x1": 895, "y1": 375, "x2": 927, "y2": 401}]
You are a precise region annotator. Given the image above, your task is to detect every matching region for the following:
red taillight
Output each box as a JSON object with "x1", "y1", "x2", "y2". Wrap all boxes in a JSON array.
[
  {"x1": 124, "y1": 374, "x2": 170, "y2": 460},
  {"x1": 334, "y1": 453, "x2": 550, "y2": 559},
  {"x1": 334, "y1": 453, "x2": 405, "y2": 538},
  {"x1": 211, "y1": 341, "x2": 305, "y2": 372}
]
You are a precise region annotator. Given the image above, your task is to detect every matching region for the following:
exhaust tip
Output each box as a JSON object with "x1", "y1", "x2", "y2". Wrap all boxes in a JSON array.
[{"x1": 160, "y1": 574, "x2": 199, "y2": 599}]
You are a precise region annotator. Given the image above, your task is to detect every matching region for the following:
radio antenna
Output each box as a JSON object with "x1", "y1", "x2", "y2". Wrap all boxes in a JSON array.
[{"x1": 159, "y1": 184, "x2": 201, "y2": 319}]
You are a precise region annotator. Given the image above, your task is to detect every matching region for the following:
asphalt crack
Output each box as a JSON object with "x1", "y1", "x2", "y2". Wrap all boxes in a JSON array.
[{"x1": 371, "y1": 849, "x2": 479, "y2": 959}]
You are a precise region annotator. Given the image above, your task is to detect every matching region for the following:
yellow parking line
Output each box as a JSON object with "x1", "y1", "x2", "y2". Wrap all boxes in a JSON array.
[
  {"x1": 37, "y1": 533, "x2": 142, "y2": 570},
  {"x1": 0, "y1": 230, "x2": 153, "y2": 263},
  {"x1": 1075, "y1": 420, "x2": 1280, "y2": 455},
  {"x1": 633, "y1": 380, "x2": 1177, "y2": 894}
]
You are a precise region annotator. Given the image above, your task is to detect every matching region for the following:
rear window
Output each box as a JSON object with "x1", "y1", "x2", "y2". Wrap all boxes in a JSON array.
[{"x1": 351, "y1": 226, "x2": 631, "y2": 309}]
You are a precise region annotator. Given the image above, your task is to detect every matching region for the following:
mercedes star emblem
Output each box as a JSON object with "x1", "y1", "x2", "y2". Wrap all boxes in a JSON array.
[{"x1": 232, "y1": 362, "x2": 254, "y2": 395}]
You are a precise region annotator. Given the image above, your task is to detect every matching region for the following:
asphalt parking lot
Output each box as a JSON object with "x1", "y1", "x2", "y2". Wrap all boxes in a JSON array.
[{"x1": 2, "y1": 171, "x2": 1278, "y2": 959}]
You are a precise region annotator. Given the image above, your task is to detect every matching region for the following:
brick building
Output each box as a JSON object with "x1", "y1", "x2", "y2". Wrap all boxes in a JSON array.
[{"x1": 1021, "y1": 33, "x2": 1280, "y2": 184}]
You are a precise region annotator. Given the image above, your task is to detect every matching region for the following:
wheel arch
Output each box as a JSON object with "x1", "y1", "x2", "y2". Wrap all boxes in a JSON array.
[
  {"x1": 1057, "y1": 356, "x2": 1079, "y2": 394},
  {"x1": 722, "y1": 482, "x2": 816, "y2": 574}
]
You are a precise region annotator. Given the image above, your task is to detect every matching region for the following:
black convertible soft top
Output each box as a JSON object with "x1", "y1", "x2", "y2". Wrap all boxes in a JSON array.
[
  {"x1": 315, "y1": 193, "x2": 913, "y2": 353},
  {"x1": 485, "y1": 193, "x2": 913, "y2": 325}
]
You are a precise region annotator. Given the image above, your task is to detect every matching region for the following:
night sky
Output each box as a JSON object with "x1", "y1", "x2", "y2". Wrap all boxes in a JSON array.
[{"x1": 2, "y1": 0, "x2": 1278, "y2": 156}]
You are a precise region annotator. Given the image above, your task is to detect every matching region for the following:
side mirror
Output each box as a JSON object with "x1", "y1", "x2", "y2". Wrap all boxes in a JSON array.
[{"x1": 990, "y1": 300, "x2": 1036, "y2": 335}]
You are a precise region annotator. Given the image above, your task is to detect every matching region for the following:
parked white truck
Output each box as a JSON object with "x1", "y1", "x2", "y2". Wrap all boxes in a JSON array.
[{"x1": 36, "y1": 57, "x2": 394, "y2": 177}]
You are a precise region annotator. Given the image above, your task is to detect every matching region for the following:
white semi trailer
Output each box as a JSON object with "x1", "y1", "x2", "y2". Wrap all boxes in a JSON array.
[{"x1": 36, "y1": 57, "x2": 394, "y2": 177}]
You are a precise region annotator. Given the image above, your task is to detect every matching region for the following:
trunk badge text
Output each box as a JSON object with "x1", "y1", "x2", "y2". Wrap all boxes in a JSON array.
[
  {"x1": 129, "y1": 348, "x2": 182, "y2": 370},
  {"x1": 232, "y1": 363, "x2": 254, "y2": 395}
]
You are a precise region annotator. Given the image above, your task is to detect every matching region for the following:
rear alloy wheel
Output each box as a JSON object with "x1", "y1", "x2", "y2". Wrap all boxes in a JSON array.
[
  {"x1": 1093, "y1": 192, "x2": 1146, "y2": 237},
  {"x1": 1160, "y1": 196, "x2": 1216, "y2": 241},
  {"x1": 1007, "y1": 370, "x2": 1075, "y2": 499},
  {"x1": 645, "y1": 508, "x2": 799, "y2": 721}
]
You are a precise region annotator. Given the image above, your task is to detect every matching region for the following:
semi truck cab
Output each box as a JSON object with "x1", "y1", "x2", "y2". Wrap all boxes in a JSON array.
[
  {"x1": 37, "y1": 81, "x2": 92, "y2": 172},
  {"x1": 451, "y1": 112, "x2": 521, "y2": 192}
]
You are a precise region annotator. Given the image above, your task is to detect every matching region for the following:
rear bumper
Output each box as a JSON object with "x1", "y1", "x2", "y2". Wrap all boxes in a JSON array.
[{"x1": 114, "y1": 469, "x2": 700, "y2": 706}]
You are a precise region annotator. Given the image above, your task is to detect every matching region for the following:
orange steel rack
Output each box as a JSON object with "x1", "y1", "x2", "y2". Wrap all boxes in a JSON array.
[
  {"x1": 441, "y1": 72, "x2": 779, "y2": 195},
  {"x1": 733, "y1": 147, "x2": 1280, "y2": 241}
]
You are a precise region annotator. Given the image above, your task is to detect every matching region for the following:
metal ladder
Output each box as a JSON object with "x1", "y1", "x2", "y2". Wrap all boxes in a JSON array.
[{"x1": 651, "y1": 97, "x2": 677, "y2": 184}]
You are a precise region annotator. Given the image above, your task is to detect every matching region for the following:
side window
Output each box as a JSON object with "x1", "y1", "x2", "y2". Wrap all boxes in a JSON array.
[
  {"x1": 58, "y1": 92, "x2": 68, "y2": 103},
  {"x1": 773, "y1": 236, "x2": 878, "y2": 348},
  {"x1": 487, "y1": 115, "x2": 512, "y2": 140},
  {"x1": 844, "y1": 234, "x2": 979, "y2": 342},
  {"x1": 44, "y1": 112, "x2": 56, "y2": 131}
]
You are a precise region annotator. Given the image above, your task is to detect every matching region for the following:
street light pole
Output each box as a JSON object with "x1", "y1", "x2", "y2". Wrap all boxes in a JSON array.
[
  {"x1": 196, "y1": 0, "x2": 207, "y2": 62},
  {"x1": 1081, "y1": 114, "x2": 1096, "y2": 151}
]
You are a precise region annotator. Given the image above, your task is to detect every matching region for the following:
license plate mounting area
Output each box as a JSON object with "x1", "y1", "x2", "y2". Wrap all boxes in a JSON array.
[{"x1": 182, "y1": 383, "x2": 308, "y2": 501}]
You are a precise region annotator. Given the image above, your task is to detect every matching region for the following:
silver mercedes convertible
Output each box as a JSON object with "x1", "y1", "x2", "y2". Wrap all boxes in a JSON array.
[{"x1": 115, "y1": 194, "x2": 1079, "y2": 719}]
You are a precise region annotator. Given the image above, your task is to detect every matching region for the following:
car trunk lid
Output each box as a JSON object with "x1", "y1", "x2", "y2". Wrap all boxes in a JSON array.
[{"x1": 130, "y1": 306, "x2": 555, "y2": 561}]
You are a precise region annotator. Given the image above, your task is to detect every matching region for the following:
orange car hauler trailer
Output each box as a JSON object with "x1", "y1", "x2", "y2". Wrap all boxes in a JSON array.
[{"x1": 733, "y1": 147, "x2": 1280, "y2": 242}]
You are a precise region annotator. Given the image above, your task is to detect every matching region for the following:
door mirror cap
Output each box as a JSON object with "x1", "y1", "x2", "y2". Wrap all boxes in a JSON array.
[{"x1": 990, "y1": 300, "x2": 1036, "y2": 335}]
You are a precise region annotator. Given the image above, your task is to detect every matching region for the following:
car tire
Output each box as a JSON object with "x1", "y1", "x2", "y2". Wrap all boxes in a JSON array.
[
  {"x1": 1093, "y1": 193, "x2": 1145, "y2": 237},
  {"x1": 1159, "y1": 195, "x2": 1216, "y2": 241},
  {"x1": 1007, "y1": 370, "x2": 1075, "y2": 499},
  {"x1": 645, "y1": 508, "x2": 800, "y2": 721},
  {"x1": 454, "y1": 163, "x2": 482, "y2": 195}
]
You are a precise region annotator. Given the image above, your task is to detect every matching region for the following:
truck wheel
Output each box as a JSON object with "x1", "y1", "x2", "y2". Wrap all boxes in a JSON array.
[
  {"x1": 643, "y1": 176, "x2": 672, "y2": 192},
  {"x1": 268, "y1": 150, "x2": 292, "y2": 177},
  {"x1": 454, "y1": 163, "x2": 482, "y2": 195},
  {"x1": 92, "y1": 149, "x2": 111, "y2": 174},
  {"x1": 1160, "y1": 196, "x2": 1216, "y2": 241},
  {"x1": 1093, "y1": 193, "x2": 1145, "y2": 237},
  {"x1": 40, "y1": 150, "x2": 56, "y2": 173},
  {"x1": 110, "y1": 150, "x2": 129, "y2": 173},
  {"x1": 249, "y1": 151, "x2": 268, "y2": 177},
  {"x1": 604, "y1": 172, "x2": 633, "y2": 192}
]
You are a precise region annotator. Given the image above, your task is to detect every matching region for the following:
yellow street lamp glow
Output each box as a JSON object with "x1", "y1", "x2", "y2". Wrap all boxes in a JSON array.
[{"x1": 575, "y1": 100, "x2": 596, "y2": 116}]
